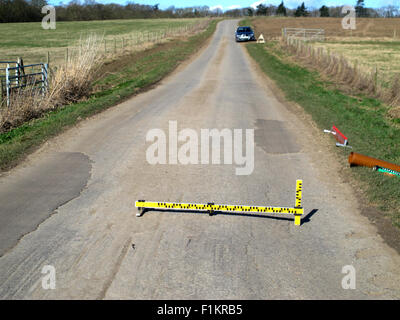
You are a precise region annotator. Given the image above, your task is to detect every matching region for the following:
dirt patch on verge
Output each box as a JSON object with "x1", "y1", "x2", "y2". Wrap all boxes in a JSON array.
[
  {"x1": 388, "y1": 106, "x2": 400, "y2": 119},
  {"x1": 360, "y1": 205, "x2": 400, "y2": 253}
]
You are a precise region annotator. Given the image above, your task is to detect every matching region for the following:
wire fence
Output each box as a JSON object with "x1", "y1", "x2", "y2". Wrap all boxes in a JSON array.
[
  {"x1": 282, "y1": 28, "x2": 325, "y2": 42},
  {"x1": 28, "y1": 20, "x2": 211, "y2": 70},
  {"x1": 0, "y1": 19, "x2": 211, "y2": 108}
]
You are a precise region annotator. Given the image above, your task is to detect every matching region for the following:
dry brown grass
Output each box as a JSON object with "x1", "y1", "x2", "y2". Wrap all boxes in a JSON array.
[
  {"x1": 251, "y1": 17, "x2": 400, "y2": 86},
  {"x1": 311, "y1": 41, "x2": 400, "y2": 88},
  {"x1": 51, "y1": 34, "x2": 103, "y2": 104},
  {"x1": 0, "y1": 88, "x2": 45, "y2": 131},
  {"x1": 280, "y1": 36, "x2": 400, "y2": 111},
  {"x1": 251, "y1": 17, "x2": 400, "y2": 39},
  {"x1": 388, "y1": 106, "x2": 400, "y2": 119},
  {"x1": 0, "y1": 21, "x2": 213, "y2": 132},
  {"x1": 248, "y1": 17, "x2": 400, "y2": 117},
  {"x1": 0, "y1": 34, "x2": 103, "y2": 132}
]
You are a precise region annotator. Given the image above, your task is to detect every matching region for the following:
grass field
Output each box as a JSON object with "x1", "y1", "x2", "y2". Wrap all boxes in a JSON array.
[
  {"x1": 249, "y1": 17, "x2": 400, "y2": 88},
  {"x1": 241, "y1": 18, "x2": 400, "y2": 229},
  {"x1": 312, "y1": 40, "x2": 400, "y2": 87},
  {"x1": 0, "y1": 19, "x2": 217, "y2": 171},
  {"x1": 0, "y1": 18, "x2": 209, "y2": 66},
  {"x1": 250, "y1": 17, "x2": 400, "y2": 39}
]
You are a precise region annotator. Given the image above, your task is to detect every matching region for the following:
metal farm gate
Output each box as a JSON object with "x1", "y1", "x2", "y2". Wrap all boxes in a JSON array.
[
  {"x1": 0, "y1": 58, "x2": 49, "y2": 107},
  {"x1": 282, "y1": 28, "x2": 325, "y2": 41}
]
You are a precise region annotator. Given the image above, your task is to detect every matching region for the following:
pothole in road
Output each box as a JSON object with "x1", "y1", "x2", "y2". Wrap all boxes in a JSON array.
[{"x1": 255, "y1": 119, "x2": 300, "y2": 154}]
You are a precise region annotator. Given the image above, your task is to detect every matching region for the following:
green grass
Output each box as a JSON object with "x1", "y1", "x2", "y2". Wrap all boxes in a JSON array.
[
  {"x1": 0, "y1": 19, "x2": 218, "y2": 171},
  {"x1": 244, "y1": 41, "x2": 400, "y2": 228},
  {"x1": 0, "y1": 18, "x2": 208, "y2": 65}
]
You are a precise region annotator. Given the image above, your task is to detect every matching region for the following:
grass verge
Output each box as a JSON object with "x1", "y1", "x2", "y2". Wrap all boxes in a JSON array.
[
  {"x1": 0, "y1": 19, "x2": 218, "y2": 171},
  {"x1": 243, "y1": 38, "x2": 400, "y2": 228}
]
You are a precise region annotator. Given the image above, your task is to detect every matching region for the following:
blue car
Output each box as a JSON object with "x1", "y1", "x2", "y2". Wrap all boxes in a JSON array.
[{"x1": 235, "y1": 26, "x2": 256, "y2": 42}]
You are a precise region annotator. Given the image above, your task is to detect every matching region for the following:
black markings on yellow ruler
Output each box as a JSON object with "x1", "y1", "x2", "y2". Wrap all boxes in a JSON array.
[
  {"x1": 136, "y1": 180, "x2": 304, "y2": 226},
  {"x1": 295, "y1": 180, "x2": 302, "y2": 208}
]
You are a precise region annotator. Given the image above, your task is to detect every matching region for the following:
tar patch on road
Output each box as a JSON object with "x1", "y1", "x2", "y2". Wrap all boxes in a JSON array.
[
  {"x1": 0, "y1": 152, "x2": 92, "y2": 256},
  {"x1": 255, "y1": 119, "x2": 300, "y2": 154}
]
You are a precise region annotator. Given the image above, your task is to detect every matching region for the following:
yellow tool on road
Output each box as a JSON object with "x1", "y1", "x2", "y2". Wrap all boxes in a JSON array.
[{"x1": 136, "y1": 180, "x2": 303, "y2": 226}]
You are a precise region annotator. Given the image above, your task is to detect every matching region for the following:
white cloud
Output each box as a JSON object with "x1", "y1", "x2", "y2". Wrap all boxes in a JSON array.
[
  {"x1": 227, "y1": 5, "x2": 242, "y2": 10},
  {"x1": 250, "y1": 1, "x2": 266, "y2": 9},
  {"x1": 210, "y1": 5, "x2": 224, "y2": 11},
  {"x1": 250, "y1": 0, "x2": 290, "y2": 9}
]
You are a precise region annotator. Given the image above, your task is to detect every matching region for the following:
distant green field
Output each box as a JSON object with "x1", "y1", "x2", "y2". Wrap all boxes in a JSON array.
[{"x1": 0, "y1": 18, "x2": 208, "y2": 65}]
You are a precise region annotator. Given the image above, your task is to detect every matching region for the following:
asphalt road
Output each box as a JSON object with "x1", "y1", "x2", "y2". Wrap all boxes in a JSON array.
[{"x1": 0, "y1": 20, "x2": 399, "y2": 299}]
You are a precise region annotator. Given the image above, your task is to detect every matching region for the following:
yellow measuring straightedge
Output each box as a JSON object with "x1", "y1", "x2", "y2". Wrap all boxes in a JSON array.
[{"x1": 136, "y1": 180, "x2": 303, "y2": 226}]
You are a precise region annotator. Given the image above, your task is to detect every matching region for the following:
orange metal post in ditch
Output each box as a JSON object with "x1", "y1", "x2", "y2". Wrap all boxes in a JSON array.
[{"x1": 348, "y1": 152, "x2": 400, "y2": 172}]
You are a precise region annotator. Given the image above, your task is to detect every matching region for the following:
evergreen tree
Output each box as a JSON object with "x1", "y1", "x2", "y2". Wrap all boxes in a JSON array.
[
  {"x1": 355, "y1": 0, "x2": 368, "y2": 17},
  {"x1": 319, "y1": 5, "x2": 329, "y2": 17},
  {"x1": 301, "y1": 2, "x2": 308, "y2": 16},
  {"x1": 277, "y1": 1, "x2": 287, "y2": 16},
  {"x1": 295, "y1": 2, "x2": 308, "y2": 17},
  {"x1": 256, "y1": 3, "x2": 268, "y2": 16}
]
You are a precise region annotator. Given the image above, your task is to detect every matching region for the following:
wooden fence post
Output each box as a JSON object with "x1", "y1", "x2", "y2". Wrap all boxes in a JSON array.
[
  {"x1": 16, "y1": 58, "x2": 20, "y2": 88},
  {"x1": 6, "y1": 64, "x2": 10, "y2": 107},
  {"x1": 0, "y1": 80, "x2": 3, "y2": 106},
  {"x1": 45, "y1": 62, "x2": 49, "y2": 92},
  {"x1": 41, "y1": 64, "x2": 45, "y2": 96},
  {"x1": 65, "y1": 47, "x2": 68, "y2": 67}
]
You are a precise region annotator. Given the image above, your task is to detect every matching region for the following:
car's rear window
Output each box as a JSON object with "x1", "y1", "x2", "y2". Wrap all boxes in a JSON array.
[{"x1": 237, "y1": 27, "x2": 252, "y2": 33}]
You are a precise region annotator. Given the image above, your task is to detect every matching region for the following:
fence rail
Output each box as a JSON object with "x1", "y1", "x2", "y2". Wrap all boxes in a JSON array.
[
  {"x1": 282, "y1": 28, "x2": 325, "y2": 41},
  {"x1": 0, "y1": 59, "x2": 49, "y2": 107},
  {"x1": 0, "y1": 20, "x2": 210, "y2": 108}
]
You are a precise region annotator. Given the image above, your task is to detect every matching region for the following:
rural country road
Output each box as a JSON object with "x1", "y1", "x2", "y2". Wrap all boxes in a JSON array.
[{"x1": 0, "y1": 20, "x2": 399, "y2": 299}]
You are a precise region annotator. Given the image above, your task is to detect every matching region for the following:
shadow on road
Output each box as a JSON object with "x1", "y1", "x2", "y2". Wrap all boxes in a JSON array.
[
  {"x1": 137, "y1": 208, "x2": 319, "y2": 225},
  {"x1": 301, "y1": 209, "x2": 319, "y2": 224}
]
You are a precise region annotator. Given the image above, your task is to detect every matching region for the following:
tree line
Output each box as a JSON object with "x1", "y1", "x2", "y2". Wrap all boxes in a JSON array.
[
  {"x1": 0, "y1": 0, "x2": 216, "y2": 23},
  {"x1": 226, "y1": 0, "x2": 399, "y2": 18},
  {"x1": 0, "y1": 0, "x2": 399, "y2": 23}
]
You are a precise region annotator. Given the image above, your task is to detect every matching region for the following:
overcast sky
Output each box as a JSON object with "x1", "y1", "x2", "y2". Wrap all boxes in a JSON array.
[{"x1": 49, "y1": 0, "x2": 399, "y2": 10}]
